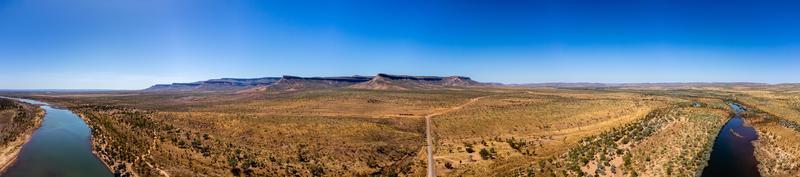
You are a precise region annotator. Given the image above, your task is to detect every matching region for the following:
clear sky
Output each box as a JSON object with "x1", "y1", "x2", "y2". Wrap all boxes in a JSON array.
[{"x1": 1, "y1": 0, "x2": 799, "y2": 89}]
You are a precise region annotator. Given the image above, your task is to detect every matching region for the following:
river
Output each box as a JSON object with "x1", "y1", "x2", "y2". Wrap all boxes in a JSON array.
[
  {"x1": 1, "y1": 98, "x2": 112, "y2": 177},
  {"x1": 701, "y1": 103, "x2": 760, "y2": 177}
]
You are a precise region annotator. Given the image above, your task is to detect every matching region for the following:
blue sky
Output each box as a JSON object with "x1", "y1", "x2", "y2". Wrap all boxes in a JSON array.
[{"x1": 1, "y1": 0, "x2": 799, "y2": 89}]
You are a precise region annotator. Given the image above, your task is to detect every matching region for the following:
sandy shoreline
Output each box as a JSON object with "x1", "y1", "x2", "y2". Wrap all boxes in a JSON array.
[
  {"x1": 0, "y1": 109, "x2": 44, "y2": 174},
  {"x1": 0, "y1": 134, "x2": 32, "y2": 174}
]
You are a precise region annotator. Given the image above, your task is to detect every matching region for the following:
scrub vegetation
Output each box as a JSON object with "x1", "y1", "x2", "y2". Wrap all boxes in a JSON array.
[{"x1": 432, "y1": 89, "x2": 732, "y2": 176}]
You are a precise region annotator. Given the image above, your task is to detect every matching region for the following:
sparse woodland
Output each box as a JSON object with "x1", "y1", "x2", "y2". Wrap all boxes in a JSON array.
[{"x1": 432, "y1": 89, "x2": 733, "y2": 176}]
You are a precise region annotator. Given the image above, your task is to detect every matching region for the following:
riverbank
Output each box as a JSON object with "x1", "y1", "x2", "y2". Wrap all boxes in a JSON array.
[
  {"x1": 0, "y1": 132, "x2": 34, "y2": 173},
  {"x1": 741, "y1": 107, "x2": 800, "y2": 176},
  {"x1": 701, "y1": 103, "x2": 761, "y2": 177},
  {"x1": 0, "y1": 102, "x2": 44, "y2": 174},
  {"x1": 74, "y1": 112, "x2": 140, "y2": 177}
]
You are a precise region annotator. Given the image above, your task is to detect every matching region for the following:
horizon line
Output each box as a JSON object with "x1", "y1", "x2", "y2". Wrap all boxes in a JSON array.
[{"x1": 2, "y1": 81, "x2": 798, "y2": 91}]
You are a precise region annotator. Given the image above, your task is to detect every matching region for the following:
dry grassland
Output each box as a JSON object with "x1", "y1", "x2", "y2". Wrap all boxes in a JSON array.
[
  {"x1": 428, "y1": 89, "x2": 730, "y2": 176},
  {"x1": 25, "y1": 89, "x2": 497, "y2": 176}
]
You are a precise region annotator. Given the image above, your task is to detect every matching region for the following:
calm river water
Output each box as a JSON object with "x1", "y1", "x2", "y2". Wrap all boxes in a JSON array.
[
  {"x1": 701, "y1": 103, "x2": 760, "y2": 177},
  {"x1": 1, "y1": 98, "x2": 112, "y2": 177}
]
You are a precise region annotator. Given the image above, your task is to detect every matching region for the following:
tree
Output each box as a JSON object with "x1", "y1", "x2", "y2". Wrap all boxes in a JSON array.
[
  {"x1": 479, "y1": 148, "x2": 492, "y2": 160},
  {"x1": 465, "y1": 144, "x2": 475, "y2": 153}
]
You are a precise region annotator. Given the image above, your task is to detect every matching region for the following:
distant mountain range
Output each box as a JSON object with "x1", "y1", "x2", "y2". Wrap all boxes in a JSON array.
[
  {"x1": 143, "y1": 73, "x2": 489, "y2": 92},
  {"x1": 143, "y1": 74, "x2": 794, "y2": 93}
]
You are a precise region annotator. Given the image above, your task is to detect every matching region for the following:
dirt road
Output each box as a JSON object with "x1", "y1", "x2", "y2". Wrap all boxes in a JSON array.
[{"x1": 426, "y1": 96, "x2": 487, "y2": 177}]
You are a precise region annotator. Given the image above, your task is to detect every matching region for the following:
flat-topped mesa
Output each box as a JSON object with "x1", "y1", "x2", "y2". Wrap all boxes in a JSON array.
[
  {"x1": 441, "y1": 76, "x2": 481, "y2": 87},
  {"x1": 279, "y1": 75, "x2": 373, "y2": 82},
  {"x1": 206, "y1": 77, "x2": 284, "y2": 85},
  {"x1": 350, "y1": 73, "x2": 485, "y2": 90},
  {"x1": 374, "y1": 73, "x2": 449, "y2": 81},
  {"x1": 143, "y1": 77, "x2": 281, "y2": 92},
  {"x1": 144, "y1": 83, "x2": 202, "y2": 92},
  {"x1": 262, "y1": 75, "x2": 374, "y2": 91},
  {"x1": 145, "y1": 73, "x2": 487, "y2": 92}
]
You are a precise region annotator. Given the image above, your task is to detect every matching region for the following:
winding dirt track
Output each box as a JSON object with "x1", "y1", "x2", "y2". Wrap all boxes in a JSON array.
[
  {"x1": 142, "y1": 137, "x2": 170, "y2": 177},
  {"x1": 426, "y1": 96, "x2": 488, "y2": 177}
]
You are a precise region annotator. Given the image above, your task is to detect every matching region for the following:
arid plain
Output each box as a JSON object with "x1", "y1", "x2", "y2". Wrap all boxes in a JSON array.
[{"x1": 1, "y1": 74, "x2": 799, "y2": 177}]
